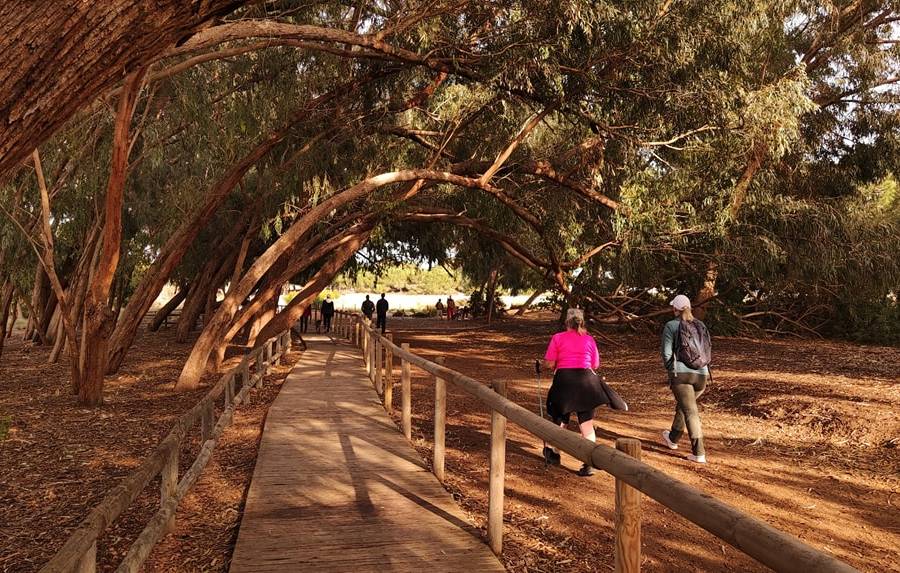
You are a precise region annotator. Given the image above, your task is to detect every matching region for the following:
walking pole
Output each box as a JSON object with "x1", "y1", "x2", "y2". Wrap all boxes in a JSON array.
[{"x1": 534, "y1": 359, "x2": 549, "y2": 467}]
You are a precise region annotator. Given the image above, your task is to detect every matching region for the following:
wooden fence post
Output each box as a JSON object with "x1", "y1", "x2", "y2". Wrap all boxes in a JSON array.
[
  {"x1": 74, "y1": 541, "x2": 97, "y2": 573},
  {"x1": 353, "y1": 316, "x2": 359, "y2": 347},
  {"x1": 363, "y1": 321, "x2": 371, "y2": 374},
  {"x1": 161, "y1": 443, "x2": 179, "y2": 533},
  {"x1": 244, "y1": 367, "x2": 254, "y2": 406},
  {"x1": 374, "y1": 335, "x2": 383, "y2": 394},
  {"x1": 273, "y1": 336, "x2": 281, "y2": 366},
  {"x1": 201, "y1": 400, "x2": 214, "y2": 442},
  {"x1": 433, "y1": 356, "x2": 446, "y2": 483},
  {"x1": 256, "y1": 349, "x2": 264, "y2": 380},
  {"x1": 615, "y1": 437, "x2": 642, "y2": 573},
  {"x1": 401, "y1": 343, "x2": 412, "y2": 440},
  {"x1": 283, "y1": 330, "x2": 291, "y2": 353},
  {"x1": 488, "y1": 379, "x2": 507, "y2": 556},
  {"x1": 384, "y1": 333, "x2": 394, "y2": 414}
]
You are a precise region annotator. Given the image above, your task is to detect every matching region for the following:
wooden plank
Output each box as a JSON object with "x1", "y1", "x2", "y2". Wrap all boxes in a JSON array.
[{"x1": 230, "y1": 336, "x2": 504, "y2": 573}]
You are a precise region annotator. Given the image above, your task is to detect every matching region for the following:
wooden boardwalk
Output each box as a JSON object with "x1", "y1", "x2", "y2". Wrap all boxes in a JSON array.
[{"x1": 229, "y1": 336, "x2": 505, "y2": 572}]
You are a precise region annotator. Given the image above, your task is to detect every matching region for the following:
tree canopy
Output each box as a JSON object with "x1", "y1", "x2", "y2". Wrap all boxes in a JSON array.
[{"x1": 0, "y1": 0, "x2": 897, "y2": 403}]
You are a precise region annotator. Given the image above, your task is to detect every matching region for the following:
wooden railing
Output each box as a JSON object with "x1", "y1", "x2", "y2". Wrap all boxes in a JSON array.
[
  {"x1": 39, "y1": 330, "x2": 293, "y2": 573},
  {"x1": 355, "y1": 317, "x2": 858, "y2": 573}
]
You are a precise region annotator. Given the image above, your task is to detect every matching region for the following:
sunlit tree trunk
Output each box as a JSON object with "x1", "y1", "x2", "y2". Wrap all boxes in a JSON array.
[
  {"x1": 77, "y1": 69, "x2": 145, "y2": 406},
  {"x1": 147, "y1": 287, "x2": 187, "y2": 333},
  {"x1": 253, "y1": 232, "x2": 371, "y2": 346}
]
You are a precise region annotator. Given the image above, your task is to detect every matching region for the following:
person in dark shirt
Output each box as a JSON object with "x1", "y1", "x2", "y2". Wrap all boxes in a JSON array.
[
  {"x1": 361, "y1": 295, "x2": 375, "y2": 321},
  {"x1": 300, "y1": 304, "x2": 311, "y2": 333},
  {"x1": 321, "y1": 295, "x2": 335, "y2": 333},
  {"x1": 375, "y1": 293, "x2": 389, "y2": 334}
]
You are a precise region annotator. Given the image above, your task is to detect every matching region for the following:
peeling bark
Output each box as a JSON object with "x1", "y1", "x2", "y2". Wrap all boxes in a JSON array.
[{"x1": 0, "y1": 1, "x2": 248, "y2": 178}]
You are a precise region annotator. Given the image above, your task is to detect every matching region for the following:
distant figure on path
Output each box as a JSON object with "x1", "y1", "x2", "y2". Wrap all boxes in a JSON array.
[
  {"x1": 543, "y1": 308, "x2": 609, "y2": 477},
  {"x1": 299, "y1": 304, "x2": 311, "y2": 333},
  {"x1": 321, "y1": 296, "x2": 335, "y2": 333},
  {"x1": 361, "y1": 295, "x2": 375, "y2": 321},
  {"x1": 660, "y1": 295, "x2": 711, "y2": 464},
  {"x1": 376, "y1": 293, "x2": 389, "y2": 334},
  {"x1": 435, "y1": 298, "x2": 444, "y2": 319},
  {"x1": 446, "y1": 296, "x2": 456, "y2": 320}
]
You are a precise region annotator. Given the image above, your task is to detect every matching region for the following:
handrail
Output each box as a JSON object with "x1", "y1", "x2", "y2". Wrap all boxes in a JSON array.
[
  {"x1": 356, "y1": 318, "x2": 857, "y2": 573},
  {"x1": 39, "y1": 330, "x2": 293, "y2": 573}
]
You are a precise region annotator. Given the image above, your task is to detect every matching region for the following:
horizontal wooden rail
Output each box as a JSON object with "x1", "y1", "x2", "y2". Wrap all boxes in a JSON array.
[
  {"x1": 357, "y1": 319, "x2": 857, "y2": 573},
  {"x1": 40, "y1": 330, "x2": 293, "y2": 573}
]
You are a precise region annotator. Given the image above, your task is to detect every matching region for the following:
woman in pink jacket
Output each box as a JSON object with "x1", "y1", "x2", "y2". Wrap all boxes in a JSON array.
[{"x1": 543, "y1": 309, "x2": 610, "y2": 476}]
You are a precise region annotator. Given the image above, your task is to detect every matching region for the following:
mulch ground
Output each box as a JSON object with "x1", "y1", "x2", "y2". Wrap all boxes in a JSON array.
[
  {"x1": 0, "y1": 328, "x2": 300, "y2": 573},
  {"x1": 1, "y1": 316, "x2": 898, "y2": 572},
  {"x1": 384, "y1": 314, "x2": 900, "y2": 572}
]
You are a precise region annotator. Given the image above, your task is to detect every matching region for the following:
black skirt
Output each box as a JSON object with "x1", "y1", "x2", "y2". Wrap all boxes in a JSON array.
[{"x1": 546, "y1": 368, "x2": 610, "y2": 423}]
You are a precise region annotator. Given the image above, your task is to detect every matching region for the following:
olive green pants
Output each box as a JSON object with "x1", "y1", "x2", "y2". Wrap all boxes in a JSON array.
[{"x1": 668, "y1": 372, "x2": 707, "y2": 457}]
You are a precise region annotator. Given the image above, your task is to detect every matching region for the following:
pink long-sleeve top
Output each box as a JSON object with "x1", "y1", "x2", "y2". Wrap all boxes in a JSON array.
[{"x1": 544, "y1": 330, "x2": 600, "y2": 369}]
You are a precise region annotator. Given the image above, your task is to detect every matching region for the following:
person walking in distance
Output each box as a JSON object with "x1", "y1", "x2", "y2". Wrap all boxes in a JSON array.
[
  {"x1": 375, "y1": 293, "x2": 389, "y2": 334},
  {"x1": 435, "y1": 298, "x2": 444, "y2": 319},
  {"x1": 660, "y1": 294, "x2": 712, "y2": 464},
  {"x1": 321, "y1": 295, "x2": 335, "y2": 333},
  {"x1": 299, "y1": 304, "x2": 311, "y2": 333},
  {"x1": 446, "y1": 295, "x2": 456, "y2": 320},
  {"x1": 543, "y1": 308, "x2": 610, "y2": 477},
  {"x1": 361, "y1": 295, "x2": 375, "y2": 321}
]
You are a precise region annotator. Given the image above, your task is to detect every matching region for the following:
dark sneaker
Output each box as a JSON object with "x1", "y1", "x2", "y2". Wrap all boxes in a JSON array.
[
  {"x1": 577, "y1": 464, "x2": 595, "y2": 477},
  {"x1": 542, "y1": 446, "x2": 561, "y2": 465}
]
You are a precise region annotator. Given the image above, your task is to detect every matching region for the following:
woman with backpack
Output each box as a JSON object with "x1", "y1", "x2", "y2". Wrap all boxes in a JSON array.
[
  {"x1": 543, "y1": 308, "x2": 612, "y2": 477},
  {"x1": 660, "y1": 295, "x2": 711, "y2": 464}
]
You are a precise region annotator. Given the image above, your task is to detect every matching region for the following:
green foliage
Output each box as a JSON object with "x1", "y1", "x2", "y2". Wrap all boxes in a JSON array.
[{"x1": 333, "y1": 264, "x2": 471, "y2": 294}]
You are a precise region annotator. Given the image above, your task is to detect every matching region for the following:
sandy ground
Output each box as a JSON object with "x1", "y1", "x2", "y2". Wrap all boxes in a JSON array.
[
  {"x1": 1, "y1": 315, "x2": 897, "y2": 572},
  {"x1": 385, "y1": 315, "x2": 900, "y2": 572}
]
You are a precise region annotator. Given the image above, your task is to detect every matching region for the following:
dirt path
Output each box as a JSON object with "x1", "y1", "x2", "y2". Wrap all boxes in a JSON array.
[
  {"x1": 1, "y1": 316, "x2": 897, "y2": 572},
  {"x1": 0, "y1": 330, "x2": 299, "y2": 572},
  {"x1": 386, "y1": 315, "x2": 900, "y2": 572}
]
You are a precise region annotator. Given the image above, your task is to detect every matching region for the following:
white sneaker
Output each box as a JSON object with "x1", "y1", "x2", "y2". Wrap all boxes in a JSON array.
[
  {"x1": 661, "y1": 431, "x2": 678, "y2": 450},
  {"x1": 687, "y1": 454, "x2": 707, "y2": 464}
]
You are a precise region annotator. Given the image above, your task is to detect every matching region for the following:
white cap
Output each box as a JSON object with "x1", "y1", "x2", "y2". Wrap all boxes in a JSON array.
[
  {"x1": 669, "y1": 295, "x2": 691, "y2": 311},
  {"x1": 566, "y1": 308, "x2": 584, "y2": 321}
]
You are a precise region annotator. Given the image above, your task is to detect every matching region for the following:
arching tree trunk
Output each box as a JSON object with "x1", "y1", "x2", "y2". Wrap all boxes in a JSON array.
[
  {"x1": 0, "y1": 1, "x2": 249, "y2": 179},
  {"x1": 247, "y1": 296, "x2": 280, "y2": 347},
  {"x1": 105, "y1": 116, "x2": 303, "y2": 372},
  {"x1": 221, "y1": 247, "x2": 301, "y2": 347},
  {"x1": 105, "y1": 81, "x2": 367, "y2": 373},
  {"x1": 253, "y1": 232, "x2": 372, "y2": 346},
  {"x1": 176, "y1": 263, "x2": 219, "y2": 342},
  {"x1": 177, "y1": 168, "x2": 492, "y2": 389},
  {"x1": 147, "y1": 287, "x2": 187, "y2": 332},
  {"x1": 514, "y1": 289, "x2": 545, "y2": 316}
]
